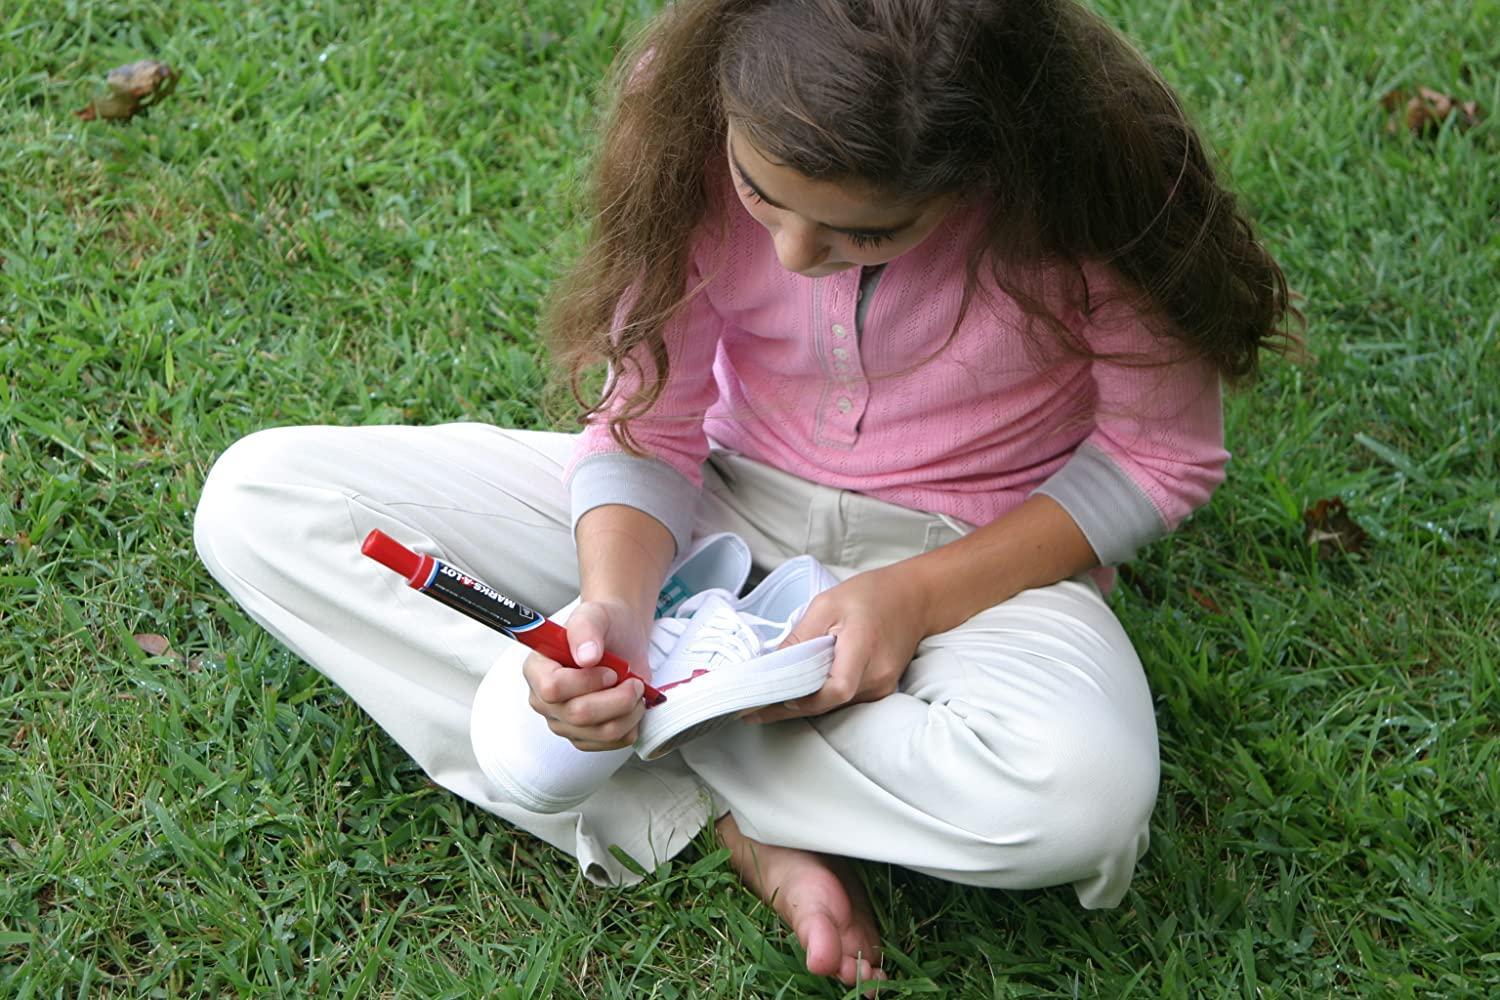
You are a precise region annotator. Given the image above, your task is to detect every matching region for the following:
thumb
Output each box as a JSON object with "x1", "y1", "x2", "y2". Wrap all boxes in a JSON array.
[
  {"x1": 778, "y1": 606, "x2": 838, "y2": 651},
  {"x1": 565, "y1": 602, "x2": 612, "y2": 668}
]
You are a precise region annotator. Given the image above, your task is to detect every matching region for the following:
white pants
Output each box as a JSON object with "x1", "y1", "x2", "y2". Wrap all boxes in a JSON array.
[{"x1": 194, "y1": 423, "x2": 1159, "y2": 908}]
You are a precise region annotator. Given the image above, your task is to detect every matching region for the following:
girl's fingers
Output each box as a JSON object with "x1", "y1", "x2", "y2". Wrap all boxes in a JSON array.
[
  {"x1": 742, "y1": 684, "x2": 843, "y2": 724},
  {"x1": 523, "y1": 654, "x2": 619, "y2": 705},
  {"x1": 747, "y1": 633, "x2": 883, "y2": 723},
  {"x1": 566, "y1": 734, "x2": 640, "y2": 753},
  {"x1": 544, "y1": 706, "x2": 642, "y2": 749},
  {"x1": 739, "y1": 703, "x2": 796, "y2": 724},
  {"x1": 777, "y1": 596, "x2": 836, "y2": 651},
  {"x1": 557, "y1": 679, "x2": 646, "y2": 728},
  {"x1": 545, "y1": 699, "x2": 644, "y2": 749},
  {"x1": 782, "y1": 629, "x2": 868, "y2": 717},
  {"x1": 526, "y1": 667, "x2": 646, "y2": 748}
]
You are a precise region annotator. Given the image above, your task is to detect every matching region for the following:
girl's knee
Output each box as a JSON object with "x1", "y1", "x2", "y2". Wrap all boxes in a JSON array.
[
  {"x1": 194, "y1": 427, "x2": 332, "y2": 581},
  {"x1": 1051, "y1": 706, "x2": 1159, "y2": 827},
  {"x1": 958, "y1": 702, "x2": 1158, "y2": 892},
  {"x1": 199, "y1": 426, "x2": 327, "y2": 499},
  {"x1": 1042, "y1": 710, "x2": 1159, "y2": 869}
]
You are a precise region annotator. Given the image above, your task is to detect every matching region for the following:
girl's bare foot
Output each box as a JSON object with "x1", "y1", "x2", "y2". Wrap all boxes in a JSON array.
[{"x1": 716, "y1": 812, "x2": 887, "y2": 989}]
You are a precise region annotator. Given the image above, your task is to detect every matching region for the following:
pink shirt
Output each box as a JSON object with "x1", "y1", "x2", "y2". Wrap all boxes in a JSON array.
[{"x1": 568, "y1": 184, "x2": 1228, "y2": 573}]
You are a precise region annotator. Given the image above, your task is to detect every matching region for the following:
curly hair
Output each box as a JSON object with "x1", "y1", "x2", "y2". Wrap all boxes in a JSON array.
[{"x1": 544, "y1": 0, "x2": 1299, "y2": 452}]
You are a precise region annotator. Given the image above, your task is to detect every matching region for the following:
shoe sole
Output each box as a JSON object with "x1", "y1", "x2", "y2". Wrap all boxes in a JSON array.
[{"x1": 634, "y1": 636, "x2": 835, "y2": 761}]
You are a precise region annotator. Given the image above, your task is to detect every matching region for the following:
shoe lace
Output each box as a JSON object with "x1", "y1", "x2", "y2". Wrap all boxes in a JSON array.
[
  {"x1": 684, "y1": 613, "x2": 763, "y2": 668},
  {"x1": 675, "y1": 587, "x2": 807, "y2": 646},
  {"x1": 652, "y1": 606, "x2": 769, "y2": 692}
]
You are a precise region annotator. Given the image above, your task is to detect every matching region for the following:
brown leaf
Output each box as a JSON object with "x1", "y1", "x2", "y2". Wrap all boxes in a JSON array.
[
  {"x1": 130, "y1": 633, "x2": 203, "y2": 670},
  {"x1": 1303, "y1": 498, "x2": 1370, "y2": 559},
  {"x1": 133, "y1": 633, "x2": 173, "y2": 657},
  {"x1": 1380, "y1": 85, "x2": 1484, "y2": 138},
  {"x1": 1186, "y1": 586, "x2": 1223, "y2": 614},
  {"x1": 75, "y1": 59, "x2": 178, "y2": 122}
]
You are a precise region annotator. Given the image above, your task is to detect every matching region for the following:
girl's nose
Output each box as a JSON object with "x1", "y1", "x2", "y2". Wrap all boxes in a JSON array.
[{"x1": 772, "y1": 219, "x2": 829, "y2": 274}]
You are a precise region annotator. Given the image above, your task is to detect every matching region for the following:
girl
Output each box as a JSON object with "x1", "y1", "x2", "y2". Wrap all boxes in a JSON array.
[{"x1": 195, "y1": 0, "x2": 1294, "y2": 988}]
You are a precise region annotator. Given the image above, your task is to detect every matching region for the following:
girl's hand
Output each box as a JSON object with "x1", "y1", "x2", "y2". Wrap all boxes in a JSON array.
[
  {"x1": 743, "y1": 564, "x2": 930, "y2": 724},
  {"x1": 522, "y1": 598, "x2": 652, "y2": 752}
]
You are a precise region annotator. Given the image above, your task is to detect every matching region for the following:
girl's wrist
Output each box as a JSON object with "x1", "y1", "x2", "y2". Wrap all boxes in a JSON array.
[
  {"x1": 575, "y1": 504, "x2": 676, "y2": 618},
  {"x1": 578, "y1": 587, "x2": 657, "y2": 626},
  {"x1": 902, "y1": 497, "x2": 1100, "y2": 636},
  {"x1": 871, "y1": 556, "x2": 945, "y2": 641}
]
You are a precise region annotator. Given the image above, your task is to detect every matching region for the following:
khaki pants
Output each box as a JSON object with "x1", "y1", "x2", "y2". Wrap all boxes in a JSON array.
[{"x1": 194, "y1": 423, "x2": 1158, "y2": 908}]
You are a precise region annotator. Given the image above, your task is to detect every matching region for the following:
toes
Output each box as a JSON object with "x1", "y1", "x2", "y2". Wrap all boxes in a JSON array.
[
  {"x1": 838, "y1": 953, "x2": 887, "y2": 986},
  {"x1": 797, "y1": 912, "x2": 844, "y2": 977}
]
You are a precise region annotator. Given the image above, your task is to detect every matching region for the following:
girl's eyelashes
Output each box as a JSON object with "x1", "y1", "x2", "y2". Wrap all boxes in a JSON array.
[
  {"x1": 846, "y1": 231, "x2": 893, "y2": 249},
  {"x1": 733, "y1": 169, "x2": 896, "y2": 250}
]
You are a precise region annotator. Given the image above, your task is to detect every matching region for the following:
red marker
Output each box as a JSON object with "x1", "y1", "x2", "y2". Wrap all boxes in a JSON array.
[{"x1": 361, "y1": 529, "x2": 665, "y2": 707}]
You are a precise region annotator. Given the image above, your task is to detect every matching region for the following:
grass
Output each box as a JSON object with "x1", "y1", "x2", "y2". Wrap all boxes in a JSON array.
[{"x1": 1, "y1": 0, "x2": 1496, "y2": 995}]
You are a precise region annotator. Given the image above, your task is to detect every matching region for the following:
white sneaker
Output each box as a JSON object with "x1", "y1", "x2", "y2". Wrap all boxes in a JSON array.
[
  {"x1": 655, "y1": 532, "x2": 753, "y2": 618},
  {"x1": 634, "y1": 554, "x2": 838, "y2": 761},
  {"x1": 468, "y1": 531, "x2": 753, "y2": 813}
]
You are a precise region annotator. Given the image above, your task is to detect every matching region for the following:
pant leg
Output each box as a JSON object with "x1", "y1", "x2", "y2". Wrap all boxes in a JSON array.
[
  {"x1": 193, "y1": 423, "x2": 715, "y2": 886},
  {"x1": 680, "y1": 451, "x2": 1160, "y2": 908},
  {"x1": 197, "y1": 430, "x2": 1160, "y2": 903}
]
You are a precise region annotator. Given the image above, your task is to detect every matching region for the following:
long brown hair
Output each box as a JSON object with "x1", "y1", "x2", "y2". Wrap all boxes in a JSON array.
[{"x1": 545, "y1": 0, "x2": 1299, "y2": 450}]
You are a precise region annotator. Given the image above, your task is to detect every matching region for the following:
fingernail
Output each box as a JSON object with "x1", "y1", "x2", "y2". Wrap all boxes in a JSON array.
[
  {"x1": 576, "y1": 641, "x2": 600, "y2": 663},
  {"x1": 631, "y1": 679, "x2": 645, "y2": 699}
]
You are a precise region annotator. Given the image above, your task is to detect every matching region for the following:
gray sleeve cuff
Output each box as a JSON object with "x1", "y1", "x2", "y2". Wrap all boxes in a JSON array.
[
  {"x1": 569, "y1": 452, "x2": 701, "y2": 559},
  {"x1": 1032, "y1": 443, "x2": 1166, "y2": 566}
]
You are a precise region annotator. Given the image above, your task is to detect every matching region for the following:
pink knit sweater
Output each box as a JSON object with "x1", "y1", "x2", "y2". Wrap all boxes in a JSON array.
[{"x1": 567, "y1": 184, "x2": 1229, "y2": 573}]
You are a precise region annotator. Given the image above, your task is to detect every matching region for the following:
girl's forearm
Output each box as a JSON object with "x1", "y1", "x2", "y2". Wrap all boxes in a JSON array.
[
  {"x1": 903, "y1": 495, "x2": 1100, "y2": 637},
  {"x1": 575, "y1": 504, "x2": 677, "y2": 617}
]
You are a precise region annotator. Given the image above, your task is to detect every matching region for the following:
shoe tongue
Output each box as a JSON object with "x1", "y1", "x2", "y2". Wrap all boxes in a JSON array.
[
  {"x1": 650, "y1": 592, "x2": 763, "y2": 688},
  {"x1": 672, "y1": 586, "x2": 734, "y2": 619}
]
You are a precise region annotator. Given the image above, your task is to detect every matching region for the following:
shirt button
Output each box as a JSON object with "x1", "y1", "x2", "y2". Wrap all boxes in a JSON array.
[
  {"x1": 832, "y1": 323, "x2": 848, "y2": 338},
  {"x1": 837, "y1": 396, "x2": 853, "y2": 413},
  {"x1": 833, "y1": 347, "x2": 849, "y2": 360}
]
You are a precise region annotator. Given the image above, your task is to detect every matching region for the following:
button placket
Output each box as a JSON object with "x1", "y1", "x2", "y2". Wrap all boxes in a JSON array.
[
  {"x1": 832, "y1": 280, "x2": 868, "y2": 431},
  {"x1": 812, "y1": 272, "x2": 869, "y2": 448}
]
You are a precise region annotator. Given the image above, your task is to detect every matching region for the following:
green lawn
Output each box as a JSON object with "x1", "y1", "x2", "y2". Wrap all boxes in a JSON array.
[{"x1": 2, "y1": 0, "x2": 1496, "y2": 995}]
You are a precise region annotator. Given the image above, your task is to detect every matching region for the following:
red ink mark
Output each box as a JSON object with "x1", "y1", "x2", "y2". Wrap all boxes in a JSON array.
[{"x1": 657, "y1": 669, "x2": 711, "y2": 693}]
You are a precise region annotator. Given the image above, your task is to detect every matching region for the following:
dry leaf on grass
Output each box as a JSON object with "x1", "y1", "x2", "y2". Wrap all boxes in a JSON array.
[
  {"x1": 131, "y1": 633, "x2": 203, "y2": 669},
  {"x1": 1186, "y1": 586, "x2": 1223, "y2": 614},
  {"x1": 132, "y1": 633, "x2": 174, "y2": 657},
  {"x1": 1303, "y1": 498, "x2": 1370, "y2": 559},
  {"x1": 1380, "y1": 86, "x2": 1484, "y2": 137},
  {"x1": 76, "y1": 60, "x2": 178, "y2": 122}
]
